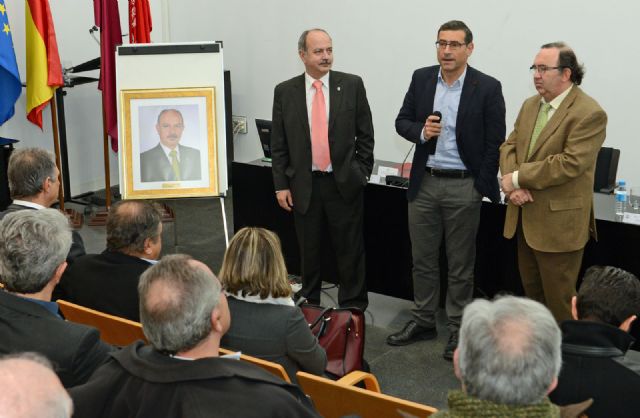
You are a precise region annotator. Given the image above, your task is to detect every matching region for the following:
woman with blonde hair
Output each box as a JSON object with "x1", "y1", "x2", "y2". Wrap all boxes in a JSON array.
[{"x1": 219, "y1": 227, "x2": 326, "y2": 380}]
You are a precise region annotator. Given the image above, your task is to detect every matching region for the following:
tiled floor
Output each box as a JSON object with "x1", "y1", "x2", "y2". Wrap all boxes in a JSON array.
[{"x1": 73, "y1": 194, "x2": 459, "y2": 410}]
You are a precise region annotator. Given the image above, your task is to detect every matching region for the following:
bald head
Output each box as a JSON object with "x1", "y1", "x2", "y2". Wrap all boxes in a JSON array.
[
  {"x1": 106, "y1": 200, "x2": 162, "y2": 258},
  {"x1": 139, "y1": 255, "x2": 225, "y2": 354},
  {"x1": 0, "y1": 354, "x2": 72, "y2": 418}
]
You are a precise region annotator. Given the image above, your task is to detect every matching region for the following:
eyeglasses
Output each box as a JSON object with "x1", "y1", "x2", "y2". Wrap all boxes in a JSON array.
[
  {"x1": 435, "y1": 40, "x2": 467, "y2": 50},
  {"x1": 529, "y1": 65, "x2": 564, "y2": 75}
]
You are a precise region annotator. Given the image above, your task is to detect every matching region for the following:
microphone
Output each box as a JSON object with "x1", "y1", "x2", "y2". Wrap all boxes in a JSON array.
[
  {"x1": 385, "y1": 144, "x2": 414, "y2": 188},
  {"x1": 399, "y1": 143, "x2": 415, "y2": 179},
  {"x1": 428, "y1": 111, "x2": 442, "y2": 155}
]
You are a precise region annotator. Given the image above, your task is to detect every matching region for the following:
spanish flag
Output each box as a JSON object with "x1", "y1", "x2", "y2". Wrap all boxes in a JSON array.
[{"x1": 25, "y1": 0, "x2": 63, "y2": 129}]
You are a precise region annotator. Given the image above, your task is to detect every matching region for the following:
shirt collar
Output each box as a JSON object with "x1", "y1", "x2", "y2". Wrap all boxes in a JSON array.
[
  {"x1": 438, "y1": 66, "x2": 467, "y2": 88},
  {"x1": 22, "y1": 296, "x2": 61, "y2": 317},
  {"x1": 159, "y1": 143, "x2": 179, "y2": 159},
  {"x1": 305, "y1": 72, "x2": 330, "y2": 91},
  {"x1": 11, "y1": 200, "x2": 46, "y2": 210},
  {"x1": 543, "y1": 84, "x2": 573, "y2": 110}
]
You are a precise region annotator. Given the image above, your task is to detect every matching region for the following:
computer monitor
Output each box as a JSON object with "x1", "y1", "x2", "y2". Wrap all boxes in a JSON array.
[{"x1": 255, "y1": 119, "x2": 272, "y2": 161}]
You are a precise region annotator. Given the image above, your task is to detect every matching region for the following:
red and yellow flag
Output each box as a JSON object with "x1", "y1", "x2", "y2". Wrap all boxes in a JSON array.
[{"x1": 25, "y1": 0, "x2": 63, "y2": 129}]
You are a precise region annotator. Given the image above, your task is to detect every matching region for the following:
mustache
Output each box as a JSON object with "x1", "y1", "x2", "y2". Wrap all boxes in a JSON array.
[{"x1": 320, "y1": 60, "x2": 331, "y2": 65}]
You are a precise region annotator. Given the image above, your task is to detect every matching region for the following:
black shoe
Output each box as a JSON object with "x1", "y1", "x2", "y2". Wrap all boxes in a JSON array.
[
  {"x1": 443, "y1": 331, "x2": 459, "y2": 361},
  {"x1": 386, "y1": 320, "x2": 437, "y2": 346}
]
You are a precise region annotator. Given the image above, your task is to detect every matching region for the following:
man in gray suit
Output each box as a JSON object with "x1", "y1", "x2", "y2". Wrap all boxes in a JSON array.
[
  {"x1": 271, "y1": 28, "x2": 375, "y2": 310},
  {"x1": 140, "y1": 109, "x2": 202, "y2": 182}
]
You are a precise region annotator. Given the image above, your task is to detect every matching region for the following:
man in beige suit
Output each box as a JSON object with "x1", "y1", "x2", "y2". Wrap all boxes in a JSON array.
[{"x1": 499, "y1": 42, "x2": 607, "y2": 322}]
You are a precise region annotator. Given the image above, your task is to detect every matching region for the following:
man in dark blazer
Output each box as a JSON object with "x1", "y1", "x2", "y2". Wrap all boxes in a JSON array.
[
  {"x1": 140, "y1": 109, "x2": 202, "y2": 182},
  {"x1": 0, "y1": 147, "x2": 85, "y2": 262},
  {"x1": 271, "y1": 28, "x2": 374, "y2": 310},
  {"x1": 0, "y1": 209, "x2": 112, "y2": 388},
  {"x1": 388, "y1": 21, "x2": 505, "y2": 360},
  {"x1": 56, "y1": 200, "x2": 162, "y2": 321}
]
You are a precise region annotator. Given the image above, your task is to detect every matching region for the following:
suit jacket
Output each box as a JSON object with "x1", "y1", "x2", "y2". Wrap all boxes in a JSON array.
[
  {"x1": 499, "y1": 86, "x2": 606, "y2": 252},
  {"x1": 70, "y1": 342, "x2": 320, "y2": 418},
  {"x1": 395, "y1": 65, "x2": 506, "y2": 203},
  {"x1": 140, "y1": 143, "x2": 201, "y2": 182},
  {"x1": 221, "y1": 298, "x2": 327, "y2": 381},
  {"x1": 0, "y1": 290, "x2": 112, "y2": 387},
  {"x1": 0, "y1": 203, "x2": 86, "y2": 262},
  {"x1": 55, "y1": 250, "x2": 152, "y2": 321},
  {"x1": 271, "y1": 70, "x2": 375, "y2": 214},
  {"x1": 550, "y1": 320, "x2": 640, "y2": 418}
]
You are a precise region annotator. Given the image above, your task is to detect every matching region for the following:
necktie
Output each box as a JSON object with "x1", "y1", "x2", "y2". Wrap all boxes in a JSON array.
[
  {"x1": 169, "y1": 150, "x2": 181, "y2": 181},
  {"x1": 311, "y1": 80, "x2": 330, "y2": 171},
  {"x1": 527, "y1": 103, "x2": 552, "y2": 158}
]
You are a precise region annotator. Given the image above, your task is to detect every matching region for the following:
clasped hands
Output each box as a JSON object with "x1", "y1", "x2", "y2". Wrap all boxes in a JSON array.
[{"x1": 501, "y1": 173, "x2": 534, "y2": 207}]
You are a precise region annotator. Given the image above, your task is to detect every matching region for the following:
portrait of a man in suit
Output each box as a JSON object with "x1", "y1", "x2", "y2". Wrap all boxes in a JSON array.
[{"x1": 139, "y1": 108, "x2": 202, "y2": 182}]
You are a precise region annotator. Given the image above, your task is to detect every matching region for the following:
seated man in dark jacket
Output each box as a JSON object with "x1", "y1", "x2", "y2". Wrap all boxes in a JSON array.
[
  {"x1": 56, "y1": 200, "x2": 162, "y2": 321},
  {"x1": 0, "y1": 147, "x2": 85, "y2": 261},
  {"x1": 70, "y1": 254, "x2": 320, "y2": 418},
  {"x1": 0, "y1": 209, "x2": 112, "y2": 388},
  {"x1": 550, "y1": 265, "x2": 640, "y2": 418}
]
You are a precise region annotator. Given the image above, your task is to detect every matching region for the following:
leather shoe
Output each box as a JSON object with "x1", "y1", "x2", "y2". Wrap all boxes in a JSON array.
[
  {"x1": 387, "y1": 320, "x2": 437, "y2": 346},
  {"x1": 443, "y1": 331, "x2": 459, "y2": 361}
]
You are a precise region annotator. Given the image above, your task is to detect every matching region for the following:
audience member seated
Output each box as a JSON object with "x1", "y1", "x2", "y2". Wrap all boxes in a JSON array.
[
  {"x1": 0, "y1": 148, "x2": 85, "y2": 261},
  {"x1": 0, "y1": 352, "x2": 74, "y2": 418},
  {"x1": 55, "y1": 200, "x2": 162, "y2": 321},
  {"x1": 0, "y1": 209, "x2": 112, "y2": 387},
  {"x1": 549, "y1": 265, "x2": 640, "y2": 418},
  {"x1": 433, "y1": 296, "x2": 591, "y2": 418},
  {"x1": 220, "y1": 227, "x2": 327, "y2": 381},
  {"x1": 69, "y1": 254, "x2": 320, "y2": 418}
]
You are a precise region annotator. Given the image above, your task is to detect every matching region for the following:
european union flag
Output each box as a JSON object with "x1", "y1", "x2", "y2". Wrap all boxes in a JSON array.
[{"x1": 0, "y1": 1, "x2": 21, "y2": 125}]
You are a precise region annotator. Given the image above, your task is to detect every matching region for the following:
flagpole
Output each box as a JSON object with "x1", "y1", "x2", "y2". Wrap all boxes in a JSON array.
[
  {"x1": 49, "y1": 97, "x2": 65, "y2": 212},
  {"x1": 102, "y1": 106, "x2": 112, "y2": 209}
]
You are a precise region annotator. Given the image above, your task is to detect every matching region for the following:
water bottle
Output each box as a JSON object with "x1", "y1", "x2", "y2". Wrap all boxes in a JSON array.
[{"x1": 615, "y1": 180, "x2": 628, "y2": 218}]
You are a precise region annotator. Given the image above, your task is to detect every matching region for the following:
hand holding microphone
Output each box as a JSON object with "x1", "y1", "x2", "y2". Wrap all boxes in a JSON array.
[{"x1": 423, "y1": 111, "x2": 442, "y2": 141}]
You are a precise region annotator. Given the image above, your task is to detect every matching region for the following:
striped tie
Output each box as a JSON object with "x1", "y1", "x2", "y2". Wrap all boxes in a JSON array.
[{"x1": 527, "y1": 103, "x2": 552, "y2": 158}]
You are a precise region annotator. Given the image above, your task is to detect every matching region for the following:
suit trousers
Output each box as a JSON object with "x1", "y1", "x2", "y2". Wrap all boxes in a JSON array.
[
  {"x1": 408, "y1": 174, "x2": 481, "y2": 332},
  {"x1": 516, "y1": 220, "x2": 584, "y2": 322},
  {"x1": 294, "y1": 174, "x2": 367, "y2": 310}
]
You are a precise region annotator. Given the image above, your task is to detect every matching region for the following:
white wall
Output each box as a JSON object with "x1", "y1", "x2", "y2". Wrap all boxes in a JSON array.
[
  {"x1": 2, "y1": 0, "x2": 639, "y2": 193},
  {"x1": 0, "y1": 0, "x2": 164, "y2": 195}
]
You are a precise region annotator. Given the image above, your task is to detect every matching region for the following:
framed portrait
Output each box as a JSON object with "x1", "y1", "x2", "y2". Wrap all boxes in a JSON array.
[{"x1": 120, "y1": 87, "x2": 218, "y2": 199}]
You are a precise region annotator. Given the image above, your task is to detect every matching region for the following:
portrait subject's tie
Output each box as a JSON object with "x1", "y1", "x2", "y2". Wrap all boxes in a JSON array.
[
  {"x1": 169, "y1": 150, "x2": 181, "y2": 181},
  {"x1": 311, "y1": 80, "x2": 330, "y2": 171},
  {"x1": 528, "y1": 103, "x2": 552, "y2": 158}
]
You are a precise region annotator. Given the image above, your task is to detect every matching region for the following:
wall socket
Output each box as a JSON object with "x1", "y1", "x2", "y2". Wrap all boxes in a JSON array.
[{"x1": 232, "y1": 115, "x2": 248, "y2": 134}]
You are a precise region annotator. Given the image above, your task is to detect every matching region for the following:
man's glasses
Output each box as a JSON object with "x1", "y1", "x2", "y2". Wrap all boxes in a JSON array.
[
  {"x1": 435, "y1": 40, "x2": 467, "y2": 51},
  {"x1": 529, "y1": 65, "x2": 564, "y2": 75}
]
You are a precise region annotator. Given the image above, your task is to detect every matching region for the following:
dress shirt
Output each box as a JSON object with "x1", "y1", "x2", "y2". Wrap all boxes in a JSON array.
[
  {"x1": 305, "y1": 72, "x2": 332, "y2": 172},
  {"x1": 512, "y1": 84, "x2": 574, "y2": 188},
  {"x1": 424, "y1": 67, "x2": 467, "y2": 170}
]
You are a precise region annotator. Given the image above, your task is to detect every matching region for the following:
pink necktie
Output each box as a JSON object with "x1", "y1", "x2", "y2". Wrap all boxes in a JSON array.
[{"x1": 311, "y1": 80, "x2": 330, "y2": 171}]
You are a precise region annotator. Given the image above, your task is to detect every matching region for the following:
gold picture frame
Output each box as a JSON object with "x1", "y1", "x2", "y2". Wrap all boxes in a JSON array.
[{"x1": 120, "y1": 87, "x2": 218, "y2": 199}]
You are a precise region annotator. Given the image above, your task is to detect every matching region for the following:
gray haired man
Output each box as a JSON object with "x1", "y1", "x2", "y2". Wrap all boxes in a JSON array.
[
  {"x1": 0, "y1": 209, "x2": 112, "y2": 387},
  {"x1": 432, "y1": 296, "x2": 591, "y2": 417},
  {"x1": 0, "y1": 147, "x2": 85, "y2": 261},
  {"x1": 70, "y1": 254, "x2": 320, "y2": 418}
]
